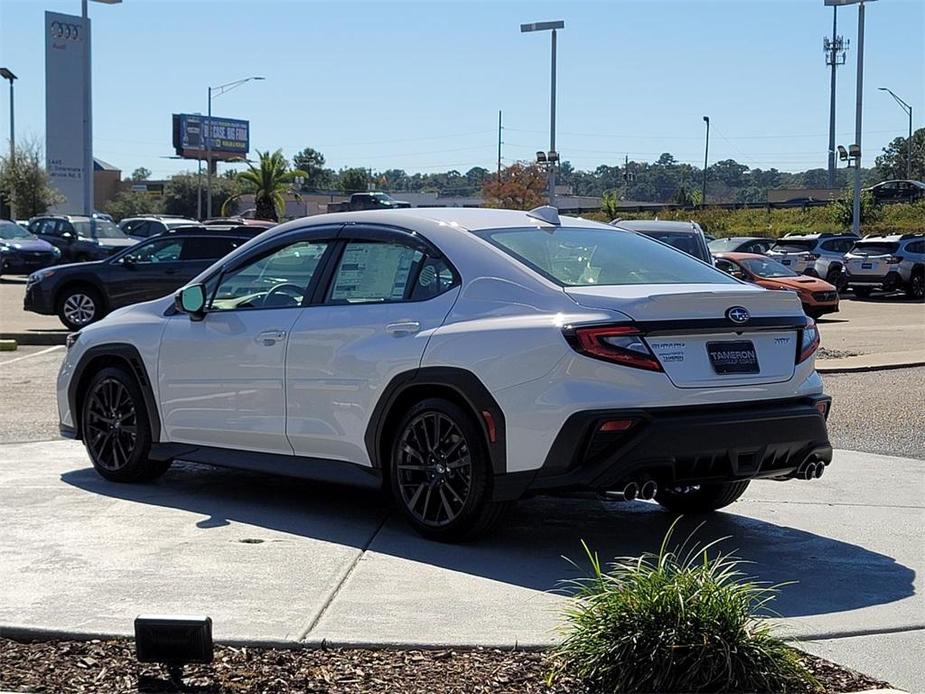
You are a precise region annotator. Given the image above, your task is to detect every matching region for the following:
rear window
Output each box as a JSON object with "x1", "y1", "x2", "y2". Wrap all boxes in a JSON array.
[
  {"x1": 476, "y1": 226, "x2": 735, "y2": 287},
  {"x1": 771, "y1": 239, "x2": 816, "y2": 252},
  {"x1": 851, "y1": 242, "x2": 899, "y2": 256},
  {"x1": 633, "y1": 231, "x2": 709, "y2": 262}
]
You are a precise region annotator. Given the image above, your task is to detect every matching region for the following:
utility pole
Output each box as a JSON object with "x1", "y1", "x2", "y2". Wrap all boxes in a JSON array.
[
  {"x1": 0, "y1": 68, "x2": 15, "y2": 162},
  {"x1": 497, "y1": 110, "x2": 502, "y2": 182},
  {"x1": 702, "y1": 116, "x2": 710, "y2": 206},
  {"x1": 879, "y1": 87, "x2": 913, "y2": 180},
  {"x1": 824, "y1": 6, "x2": 848, "y2": 189}
]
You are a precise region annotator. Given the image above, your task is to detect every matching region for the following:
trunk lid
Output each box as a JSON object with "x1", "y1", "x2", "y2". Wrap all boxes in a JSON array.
[{"x1": 565, "y1": 283, "x2": 804, "y2": 388}]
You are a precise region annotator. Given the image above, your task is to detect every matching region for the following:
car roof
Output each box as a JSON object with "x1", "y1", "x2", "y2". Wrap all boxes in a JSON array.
[
  {"x1": 152, "y1": 225, "x2": 258, "y2": 238},
  {"x1": 611, "y1": 219, "x2": 702, "y2": 233},
  {"x1": 858, "y1": 234, "x2": 921, "y2": 243},
  {"x1": 266, "y1": 207, "x2": 612, "y2": 236},
  {"x1": 714, "y1": 251, "x2": 775, "y2": 262},
  {"x1": 710, "y1": 236, "x2": 765, "y2": 243}
]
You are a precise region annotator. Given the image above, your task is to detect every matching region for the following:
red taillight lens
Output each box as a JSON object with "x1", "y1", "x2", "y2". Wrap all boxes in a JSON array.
[
  {"x1": 797, "y1": 320, "x2": 820, "y2": 363},
  {"x1": 568, "y1": 325, "x2": 663, "y2": 371},
  {"x1": 599, "y1": 418, "x2": 636, "y2": 433},
  {"x1": 804, "y1": 253, "x2": 820, "y2": 261},
  {"x1": 887, "y1": 256, "x2": 904, "y2": 264}
]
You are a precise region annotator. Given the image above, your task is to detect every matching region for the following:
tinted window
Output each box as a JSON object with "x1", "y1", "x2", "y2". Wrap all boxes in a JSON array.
[
  {"x1": 328, "y1": 241, "x2": 423, "y2": 304},
  {"x1": 211, "y1": 240, "x2": 329, "y2": 311},
  {"x1": 905, "y1": 241, "x2": 924, "y2": 254},
  {"x1": 634, "y1": 230, "x2": 708, "y2": 262},
  {"x1": 410, "y1": 256, "x2": 457, "y2": 300},
  {"x1": 851, "y1": 242, "x2": 899, "y2": 256},
  {"x1": 180, "y1": 236, "x2": 242, "y2": 261},
  {"x1": 0, "y1": 220, "x2": 34, "y2": 239},
  {"x1": 771, "y1": 239, "x2": 816, "y2": 252},
  {"x1": 477, "y1": 226, "x2": 736, "y2": 286},
  {"x1": 125, "y1": 238, "x2": 184, "y2": 263},
  {"x1": 708, "y1": 238, "x2": 737, "y2": 252}
]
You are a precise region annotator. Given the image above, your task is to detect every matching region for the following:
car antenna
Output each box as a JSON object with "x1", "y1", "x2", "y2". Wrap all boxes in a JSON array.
[{"x1": 526, "y1": 206, "x2": 560, "y2": 227}]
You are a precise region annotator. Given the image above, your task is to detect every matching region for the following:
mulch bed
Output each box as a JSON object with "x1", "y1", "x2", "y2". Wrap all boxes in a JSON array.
[{"x1": 0, "y1": 638, "x2": 891, "y2": 693}]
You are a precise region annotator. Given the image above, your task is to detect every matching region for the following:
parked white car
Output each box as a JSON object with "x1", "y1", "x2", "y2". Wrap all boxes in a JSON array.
[{"x1": 58, "y1": 207, "x2": 832, "y2": 541}]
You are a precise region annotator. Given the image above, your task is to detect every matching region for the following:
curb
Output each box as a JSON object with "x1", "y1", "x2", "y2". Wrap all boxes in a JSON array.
[
  {"x1": 817, "y1": 359, "x2": 925, "y2": 374},
  {"x1": 0, "y1": 332, "x2": 67, "y2": 346}
]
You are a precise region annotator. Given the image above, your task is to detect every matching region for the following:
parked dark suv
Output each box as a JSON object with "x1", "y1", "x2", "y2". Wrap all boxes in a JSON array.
[
  {"x1": 24, "y1": 226, "x2": 250, "y2": 330},
  {"x1": 864, "y1": 180, "x2": 925, "y2": 205},
  {"x1": 119, "y1": 215, "x2": 199, "y2": 240},
  {"x1": 28, "y1": 215, "x2": 137, "y2": 263}
]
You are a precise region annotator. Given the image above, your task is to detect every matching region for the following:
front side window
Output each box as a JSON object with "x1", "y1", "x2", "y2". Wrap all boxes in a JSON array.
[
  {"x1": 328, "y1": 241, "x2": 423, "y2": 304},
  {"x1": 124, "y1": 238, "x2": 184, "y2": 263},
  {"x1": 477, "y1": 226, "x2": 735, "y2": 286},
  {"x1": 211, "y1": 240, "x2": 329, "y2": 311}
]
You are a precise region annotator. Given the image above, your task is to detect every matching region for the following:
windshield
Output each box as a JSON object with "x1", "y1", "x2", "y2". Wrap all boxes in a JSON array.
[
  {"x1": 770, "y1": 239, "x2": 815, "y2": 253},
  {"x1": 708, "y1": 238, "x2": 741, "y2": 251},
  {"x1": 0, "y1": 221, "x2": 34, "y2": 240},
  {"x1": 476, "y1": 226, "x2": 735, "y2": 286},
  {"x1": 72, "y1": 220, "x2": 128, "y2": 239},
  {"x1": 740, "y1": 257, "x2": 799, "y2": 279},
  {"x1": 851, "y1": 242, "x2": 899, "y2": 257}
]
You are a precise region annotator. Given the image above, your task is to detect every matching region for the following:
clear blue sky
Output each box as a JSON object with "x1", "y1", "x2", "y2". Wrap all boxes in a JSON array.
[{"x1": 1, "y1": 0, "x2": 922, "y2": 180}]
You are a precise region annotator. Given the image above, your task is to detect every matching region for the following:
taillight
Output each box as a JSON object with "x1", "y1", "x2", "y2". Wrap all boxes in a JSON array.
[
  {"x1": 797, "y1": 320, "x2": 820, "y2": 363},
  {"x1": 803, "y1": 253, "x2": 820, "y2": 261},
  {"x1": 565, "y1": 325, "x2": 663, "y2": 371},
  {"x1": 887, "y1": 256, "x2": 904, "y2": 264}
]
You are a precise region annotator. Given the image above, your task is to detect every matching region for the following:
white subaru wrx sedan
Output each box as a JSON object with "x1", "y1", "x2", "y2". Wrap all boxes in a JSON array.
[{"x1": 57, "y1": 207, "x2": 832, "y2": 541}]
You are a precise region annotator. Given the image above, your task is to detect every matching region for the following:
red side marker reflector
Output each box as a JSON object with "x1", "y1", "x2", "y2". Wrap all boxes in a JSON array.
[
  {"x1": 815, "y1": 401, "x2": 829, "y2": 416},
  {"x1": 599, "y1": 419, "x2": 635, "y2": 433},
  {"x1": 481, "y1": 410, "x2": 497, "y2": 443}
]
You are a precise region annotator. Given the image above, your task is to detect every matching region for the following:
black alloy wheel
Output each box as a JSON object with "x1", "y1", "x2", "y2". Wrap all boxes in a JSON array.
[
  {"x1": 82, "y1": 367, "x2": 169, "y2": 482},
  {"x1": 391, "y1": 398, "x2": 507, "y2": 541}
]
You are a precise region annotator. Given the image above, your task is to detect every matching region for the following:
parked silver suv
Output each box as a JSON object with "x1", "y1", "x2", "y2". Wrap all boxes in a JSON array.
[
  {"x1": 844, "y1": 234, "x2": 925, "y2": 299},
  {"x1": 766, "y1": 232, "x2": 858, "y2": 287}
]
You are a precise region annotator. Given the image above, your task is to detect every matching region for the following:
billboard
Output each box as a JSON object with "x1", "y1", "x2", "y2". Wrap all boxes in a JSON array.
[
  {"x1": 172, "y1": 114, "x2": 249, "y2": 161},
  {"x1": 45, "y1": 11, "x2": 89, "y2": 214}
]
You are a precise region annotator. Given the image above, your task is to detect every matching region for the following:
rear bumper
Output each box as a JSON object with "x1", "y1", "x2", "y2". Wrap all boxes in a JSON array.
[
  {"x1": 847, "y1": 271, "x2": 904, "y2": 288},
  {"x1": 494, "y1": 396, "x2": 832, "y2": 500}
]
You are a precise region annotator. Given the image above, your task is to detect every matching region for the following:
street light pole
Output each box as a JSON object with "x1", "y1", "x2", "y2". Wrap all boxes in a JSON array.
[
  {"x1": 0, "y1": 68, "x2": 16, "y2": 162},
  {"x1": 879, "y1": 87, "x2": 913, "y2": 180},
  {"x1": 205, "y1": 76, "x2": 265, "y2": 219},
  {"x1": 521, "y1": 20, "x2": 564, "y2": 207},
  {"x1": 702, "y1": 116, "x2": 710, "y2": 206},
  {"x1": 851, "y1": 0, "x2": 866, "y2": 236}
]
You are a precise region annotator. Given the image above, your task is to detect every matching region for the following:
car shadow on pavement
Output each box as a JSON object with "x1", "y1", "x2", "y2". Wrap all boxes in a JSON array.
[{"x1": 60, "y1": 463, "x2": 915, "y2": 621}]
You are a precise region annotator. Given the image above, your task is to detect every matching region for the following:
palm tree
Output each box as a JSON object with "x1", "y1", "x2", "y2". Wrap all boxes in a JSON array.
[{"x1": 223, "y1": 149, "x2": 307, "y2": 221}]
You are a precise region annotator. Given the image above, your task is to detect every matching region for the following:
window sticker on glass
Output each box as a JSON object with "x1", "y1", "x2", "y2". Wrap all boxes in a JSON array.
[{"x1": 330, "y1": 242, "x2": 423, "y2": 303}]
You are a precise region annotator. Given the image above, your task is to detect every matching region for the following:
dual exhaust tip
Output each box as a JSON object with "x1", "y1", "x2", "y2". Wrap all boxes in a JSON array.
[
  {"x1": 798, "y1": 460, "x2": 826, "y2": 480},
  {"x1": 614, "y1": 479, "x2": 658, "y2": 501}
]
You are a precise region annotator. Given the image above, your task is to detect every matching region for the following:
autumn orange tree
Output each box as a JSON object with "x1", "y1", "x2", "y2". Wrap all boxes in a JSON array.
[{"x1": 481, "y1": 162, "x2": 547, "y2": 209}]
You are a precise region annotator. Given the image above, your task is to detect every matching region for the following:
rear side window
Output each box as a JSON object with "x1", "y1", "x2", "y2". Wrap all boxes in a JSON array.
[
  {"x1": 328, "y1": 241, "x2": 424, "y2": 304},
  {"x1": 180, "y1": 236, "x2": 242, "y2": 261},
  {"x1": 477, "y1": 226, "x2": 736, "y2": 286}
]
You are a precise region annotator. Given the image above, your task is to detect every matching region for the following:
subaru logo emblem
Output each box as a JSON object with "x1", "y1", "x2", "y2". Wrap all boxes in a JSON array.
[{"x1": 726, "y1": 306, "x2": 750, "y2": 324}]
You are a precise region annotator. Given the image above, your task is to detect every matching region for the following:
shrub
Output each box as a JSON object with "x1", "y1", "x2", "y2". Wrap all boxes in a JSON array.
[{"x1": 549, "y1": 522, "x2": 818, "y2": 693}]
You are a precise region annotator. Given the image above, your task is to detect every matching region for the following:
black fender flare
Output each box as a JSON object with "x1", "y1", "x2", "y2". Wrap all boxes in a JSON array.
[
  {"x1": 68, "y1": 343, "x2": 161, "y2": 442},
  {"x1": 365, "y1": 367, "x2": 507, "y2": 475}
]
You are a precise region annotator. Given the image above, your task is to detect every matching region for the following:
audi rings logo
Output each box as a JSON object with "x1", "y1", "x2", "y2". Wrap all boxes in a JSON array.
[{"x1": 50, "y1": 21, "x2": 81, "y2": 41}]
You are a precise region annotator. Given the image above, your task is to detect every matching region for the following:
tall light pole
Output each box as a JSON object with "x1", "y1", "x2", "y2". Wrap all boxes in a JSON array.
[
  {"x1": 206, "y1": 76, "x2": 264, "y2": 219},
  {"x1": 823, "y1": 6, "x2": 848, "y2": 188},
  {"x1": 521, "y1": 20, "x2": 564, "y2": 207},
  {"x1": 702, "y1": 116, "x2": 710, "y2": 206},
  {"x1": 879, "y1": 87, "x2": 913, "y2": 180},
  {"x1": 0, "y1": 68, "x2": 16, "y2": 163},
  {"x1": 81, "y1": 0, "x2": 121, "y2": 220}
]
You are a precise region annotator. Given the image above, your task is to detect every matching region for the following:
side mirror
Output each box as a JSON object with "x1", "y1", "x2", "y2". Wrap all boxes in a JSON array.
[{"x1": 175, "y1": 283, "x2": 207, "y2": 320}]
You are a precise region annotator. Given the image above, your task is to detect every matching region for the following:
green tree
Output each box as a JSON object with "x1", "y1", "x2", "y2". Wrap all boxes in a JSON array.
[
  {"x1": 163, "y1": 172, "x2": 235, "y2": 219},
  {"x1": 225, "y1": 149, "x2": 307, "y2": 221},
  {"x1": 0, "y1": 139, "x2": 64, "y2": 219},
  {"x1": 829, "y1": 186, "x2": 880, "y2": 228},
  {"x1": 130, "y1": 167, "x2": 152, "y2": 181},
  {"x1": 339, "y1": 167, "x2": 370, "y2": 194},
  {"x1": 104, "y1": 190, "x2": 164, "y2": 221},
  {"x1": 292, "y1": 147, "x2": 330, "y2": 191},
  {"x1": 875, "y1": 128, "x2": 924, "y2": 181}
]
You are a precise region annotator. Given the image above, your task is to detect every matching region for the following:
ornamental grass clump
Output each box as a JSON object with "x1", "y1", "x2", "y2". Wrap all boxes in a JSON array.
[{"x1": 550, "y1": 521, "x2": 818, "y2": 693}]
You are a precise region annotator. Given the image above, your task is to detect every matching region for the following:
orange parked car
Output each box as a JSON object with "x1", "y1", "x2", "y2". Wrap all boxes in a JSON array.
[{"x1": 713, "y1": 252, "x2": 840, "y2": 319}]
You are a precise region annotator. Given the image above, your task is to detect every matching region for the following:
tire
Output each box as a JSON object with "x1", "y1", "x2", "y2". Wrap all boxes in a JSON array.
[
  {"x1": 655, "y1": 480, "x2": 750, "y2": 514},
  {"x1": 825, "y1": 268, "x2": 846, "y2": 292},
  {"x1": 80, "y1": 366, "x2": 170, "y2": 483},
  {"x1": 58, "y1": 286, "x2": 103, "y2": 330},
  {"x1": 852, "y1": 286, "x2": 873, "y2": 299},
  {"x1": 906, "y1": 270, "x2": 924, "y2": 300},
  {"x1": 389, "y1": 398, "x2": 508, "y2": 542}
]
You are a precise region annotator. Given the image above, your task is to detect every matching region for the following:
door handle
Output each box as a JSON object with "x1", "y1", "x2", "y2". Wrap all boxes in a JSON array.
[
  {"x1": 255, "y1": 329, "x2": 287, "y2": 346},
  {"x1": 385, "y1": 321, "x2": 422, "y2": 336}
]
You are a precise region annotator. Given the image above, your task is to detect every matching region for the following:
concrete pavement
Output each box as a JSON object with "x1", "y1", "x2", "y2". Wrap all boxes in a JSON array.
[{"x1": 0, "y1": 441, "x2": 921, "y2": 689}]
